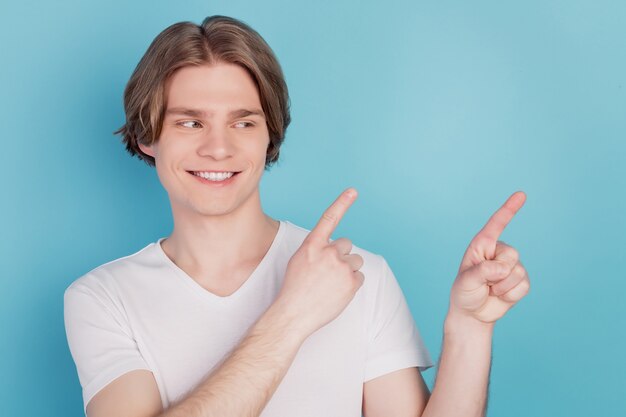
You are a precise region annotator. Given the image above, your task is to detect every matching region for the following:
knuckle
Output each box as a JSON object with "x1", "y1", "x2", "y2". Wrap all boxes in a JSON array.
[
  {"x1": 474, "y1": 235, "x2": 492, "y2": 248},
  {"x1": 483, "y1": 261, "x2": 505, "y2": 277},
  {"x1": 349, "y1": 254, "x2": 364, "y2": 271},
  {"x1": 302, "y1": 234, "x2": 318, "y2": 247},
  {"x1": 334, "y1": 237, "x2": 352, "y2": 251},
  {"x1": 302, "y1": 241, "x2": 316, "y2": 255},
  {"x1": 476, "y1": 262, "x2": 489, "y2": 275},
  {"x1": 496, "y1": 240, "x2": 510, "y2": 248},
  {"x1": 509, "y1": 247, "x2": 520, "y2": 262},
  {"x1": 353, "y1": 271, "x2": 365, "y2": 288},
  {"x1": 322, "y1": 211, "x2": 337, "y2": 223},
  {"x1": 492, "y1": 285, "x2": 504, "y2": 297},
  {"x1": 300, "y1": 244, "x2": 319, "y2": 262},
  {"x1": 326, "y1": 245, "x2": 343, "y2": 261},
  {"x1": 506, "y1": 279, "x2": 529, "y2": 300},
  {"x1": 497, "y1": 241, "x2": 518, "y2": 261}
]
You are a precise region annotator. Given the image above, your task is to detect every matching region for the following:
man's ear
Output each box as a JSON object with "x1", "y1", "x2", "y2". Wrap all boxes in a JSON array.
[{"x1": 138, "y1": 141, "x2": 155, "y2": 158}]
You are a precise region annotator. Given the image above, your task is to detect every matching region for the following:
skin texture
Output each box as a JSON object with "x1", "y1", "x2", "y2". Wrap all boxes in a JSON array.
[{"x1": 85, "y1": 62, "x2": 530, "y2": 417}]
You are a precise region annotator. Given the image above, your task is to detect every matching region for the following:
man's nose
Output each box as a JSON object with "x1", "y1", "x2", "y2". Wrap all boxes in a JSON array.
[{"x1": 196, "y1": 125, "x2": 235, "y2": 160}]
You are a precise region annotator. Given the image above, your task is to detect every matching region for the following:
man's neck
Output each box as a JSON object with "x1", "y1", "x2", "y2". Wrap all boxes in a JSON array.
[{"x1": 160, "y1": 196, "x2": 280, "y2": 283}]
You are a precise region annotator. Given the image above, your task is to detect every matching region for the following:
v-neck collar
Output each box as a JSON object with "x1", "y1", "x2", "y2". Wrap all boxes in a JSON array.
[{"x1": 154, "y1": 220, "x2": 286, "y2": 303}]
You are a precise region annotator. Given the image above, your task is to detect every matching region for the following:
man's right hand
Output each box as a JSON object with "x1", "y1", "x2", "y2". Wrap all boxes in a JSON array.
[{"x1": 272, "y1": 188, "x2": 365, "y2": 338}]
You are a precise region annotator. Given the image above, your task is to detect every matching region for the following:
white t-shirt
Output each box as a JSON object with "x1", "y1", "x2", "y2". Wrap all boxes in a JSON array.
[{"x1": 64, "y1": 220, "x2": 433, "y2": 416}]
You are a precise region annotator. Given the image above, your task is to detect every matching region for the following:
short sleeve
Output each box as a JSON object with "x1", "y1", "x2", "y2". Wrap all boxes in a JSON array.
[
  {"x1": 363, "y1": 257, "x2": 434, "y2": 382},
  {"x1": 64, "y1": 284, "x2": 152, "y2": 414}
]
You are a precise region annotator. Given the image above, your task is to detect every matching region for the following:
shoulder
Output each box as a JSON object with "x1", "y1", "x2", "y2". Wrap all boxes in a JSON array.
[{"x1": 64, "y1": 241, "x2": 159, "y2": 301}]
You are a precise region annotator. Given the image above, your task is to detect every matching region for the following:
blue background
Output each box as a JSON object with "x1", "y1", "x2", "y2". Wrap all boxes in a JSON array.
[{"x1": 2, "y1": 0, "x2": 624, "y2": 416}]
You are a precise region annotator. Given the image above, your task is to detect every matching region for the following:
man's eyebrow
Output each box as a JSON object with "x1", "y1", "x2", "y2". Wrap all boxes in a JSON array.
[{"x1": 165, "y1": 107, "x2": 266, "y2": 119}]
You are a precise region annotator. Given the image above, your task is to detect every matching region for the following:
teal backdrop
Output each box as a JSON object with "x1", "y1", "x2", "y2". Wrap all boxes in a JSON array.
[{"x1": 1, "y1": 0, "x2": 624, "y2": 416}]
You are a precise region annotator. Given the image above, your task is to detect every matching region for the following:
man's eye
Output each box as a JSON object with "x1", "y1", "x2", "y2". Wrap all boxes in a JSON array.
[
  {"x1": 234, "y1": 121, "x2": 254, "y2": 128},
  {"x1": 178, "y1": 120, "x2": 202, "y2": 129}
]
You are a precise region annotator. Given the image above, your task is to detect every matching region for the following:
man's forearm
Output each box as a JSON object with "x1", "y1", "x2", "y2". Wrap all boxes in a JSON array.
[
  {"x1": 421, "y1": 314, "x2": 494, "y2": 417},
  {"x1": 160, "y1": 301, "x2": 307, "y2": 417}
]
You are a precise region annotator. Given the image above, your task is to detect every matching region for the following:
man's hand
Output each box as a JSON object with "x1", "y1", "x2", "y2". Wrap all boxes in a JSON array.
[
  {"x1": 273, "y1": 188, "x2": 364, "y2": 338},
  {"x1": 448, "y1": 191, "x2": 530, "y2": 325}
]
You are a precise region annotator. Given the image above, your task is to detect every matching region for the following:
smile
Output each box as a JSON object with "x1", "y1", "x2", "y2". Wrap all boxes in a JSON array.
[{"x1": 189, "y1": 171, "x2": 241, "y2": 182}]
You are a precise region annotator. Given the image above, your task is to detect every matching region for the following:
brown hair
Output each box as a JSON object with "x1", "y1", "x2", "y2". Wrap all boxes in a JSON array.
[{"x1": 113, "y1": 15, "x2": 291, "y2": 168}]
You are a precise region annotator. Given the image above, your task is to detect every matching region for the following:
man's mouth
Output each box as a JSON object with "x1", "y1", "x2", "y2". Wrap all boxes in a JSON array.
[{"x1": 188, "y1": 171, "x2": 241, "y2": 182}]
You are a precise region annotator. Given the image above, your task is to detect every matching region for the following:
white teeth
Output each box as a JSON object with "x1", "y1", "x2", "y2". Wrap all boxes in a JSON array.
[{"x1": 193, "y1": 171, "x2": 235, "y2": 181}]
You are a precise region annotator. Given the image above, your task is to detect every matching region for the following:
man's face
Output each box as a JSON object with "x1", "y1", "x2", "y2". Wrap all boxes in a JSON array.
[{"x1": 139, "y1": 63, "x2": 270, "y2": 219}]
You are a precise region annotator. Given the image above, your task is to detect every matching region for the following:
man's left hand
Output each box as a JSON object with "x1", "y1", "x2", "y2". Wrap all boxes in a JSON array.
[{"x1": 448, "y1": 191, "x2": 530, "y2": 325}]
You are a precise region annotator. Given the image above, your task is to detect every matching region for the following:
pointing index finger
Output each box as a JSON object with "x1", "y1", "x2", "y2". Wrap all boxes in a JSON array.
[
  {"x1": 470, "y1": 191, "x2": 526, "y2": 253},
  {"x1": 307, "y1": 188, "x2": 358, "y2": 244}
]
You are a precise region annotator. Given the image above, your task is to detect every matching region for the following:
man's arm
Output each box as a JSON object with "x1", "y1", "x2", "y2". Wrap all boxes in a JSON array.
[
  {"x1": 86, "y1": 370, "x2": 162, "y2": 417},
  {"x1": 421, "y1": 316, "x2": 493, "y2": 417},
  {"x1": 84, "y1": 189, "x2": 364, "y2": 417},
  {"x1": 364, "y1": 192, "x2": 529, "y2": 417},
  {"x1": 362, "y1": 367, "x2": 430, "y2": 417},
  {"x1": 87, "y1": 300, "x2": 307, "y2": 417},
  {"x1": 362, "y1": 317, "x2": 491, "y2": 417}
]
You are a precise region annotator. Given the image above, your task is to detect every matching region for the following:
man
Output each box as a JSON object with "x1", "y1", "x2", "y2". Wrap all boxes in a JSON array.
[{"x1": 64, "y1": 15, "x2": 530, "y2": 417}]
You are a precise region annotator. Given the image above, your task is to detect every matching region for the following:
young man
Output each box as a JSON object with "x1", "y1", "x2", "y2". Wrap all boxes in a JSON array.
[{"x1": 64, "y1": 15, "x2": 530, "y2": 417}]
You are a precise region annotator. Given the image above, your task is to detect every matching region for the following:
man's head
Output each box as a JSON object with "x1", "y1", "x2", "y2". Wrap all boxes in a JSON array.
[{"x1": 115, "y1": 15, "x2": 291, "y2": 169}]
